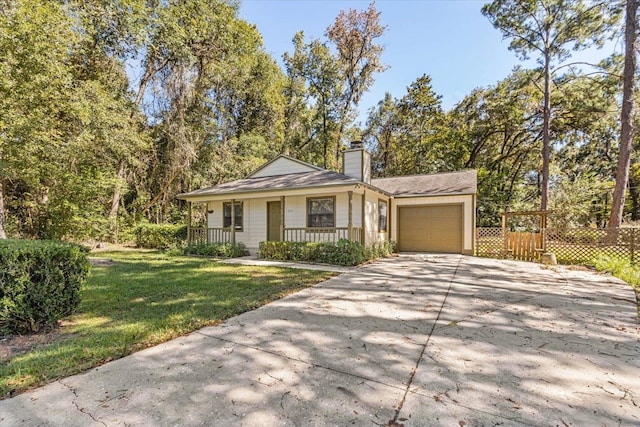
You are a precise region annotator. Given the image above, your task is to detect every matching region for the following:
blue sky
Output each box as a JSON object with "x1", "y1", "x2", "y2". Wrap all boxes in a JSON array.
[{"x1": 240, "y1": 0, "x2": 621, "y2": 125}]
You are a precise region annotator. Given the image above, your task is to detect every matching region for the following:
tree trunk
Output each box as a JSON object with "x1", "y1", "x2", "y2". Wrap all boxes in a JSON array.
[
  {"x1": 541, "y1": 51, "x2": 551, "y2": 211},
  {"x1": 107, "y1": 58, "x2": 162, "y2": 240},
  {"x1": 609, "y1": 0, "x2": 638, "y2": 228},
  {"x1": 108, "y1": 160, "x2": 126, "y2": 237},
  {"x1": 0, "y1": 180, "x2": 7, "y2": 239}
]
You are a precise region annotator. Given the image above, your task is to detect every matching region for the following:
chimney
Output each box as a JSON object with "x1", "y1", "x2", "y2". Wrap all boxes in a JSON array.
[{"x1": 343, "y1": 140, "x2": 371, "y2": 184}]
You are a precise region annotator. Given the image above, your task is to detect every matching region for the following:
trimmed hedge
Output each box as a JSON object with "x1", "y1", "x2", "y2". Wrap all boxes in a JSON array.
[
  {"x1": 183, "y1": 242, "x2": 249, "y2": 258},
  {"x1": 134, "y1": 223, "x2": 187, "y2": 249},
  {"x1": 0, "y1": 239, "x2": 90, "y2": 334},
  {"x1": 259, "y1": 239, "x2": 396, "y2": 266}
]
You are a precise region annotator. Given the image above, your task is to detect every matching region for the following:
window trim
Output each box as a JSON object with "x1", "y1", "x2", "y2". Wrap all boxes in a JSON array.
[
  {"x1": 378, "y1": 199, "x2": 388, "y2": 232},
  {"x1": 223, "y1": 201, "x2": 244, "y2": 231},
  {"x1": 306, "y1": 196, "x2": 336, "y2": 228}
]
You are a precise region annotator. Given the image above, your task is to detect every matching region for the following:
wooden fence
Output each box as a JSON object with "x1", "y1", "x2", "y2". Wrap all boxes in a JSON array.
[{"x1": 476, "y1": 227, "x2": 640, "y2": 264}]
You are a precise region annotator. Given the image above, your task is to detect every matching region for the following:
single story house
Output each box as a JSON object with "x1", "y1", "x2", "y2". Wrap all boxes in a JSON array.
[{"x1": 177, "y1": 142, "x2": 477, "y2": 254}]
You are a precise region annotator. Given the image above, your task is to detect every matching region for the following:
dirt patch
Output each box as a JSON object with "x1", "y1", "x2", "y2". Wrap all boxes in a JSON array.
[
  {"x1": 562, "y1": 264, "x2": 598, "y2": 272},
  {"x1": 89, "y1": 257, "x2": 115, "y2": 266},
  {"x1": 0, "y1": 327, "x2": 66, "y2": 362}
]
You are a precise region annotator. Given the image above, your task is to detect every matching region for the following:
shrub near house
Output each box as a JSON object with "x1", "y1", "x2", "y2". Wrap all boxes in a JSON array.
[
  {"x1": 259, "y1": 239, "x2": 396, "y2": 266},
  {"x1": 0, "y1": 240, "x2": 90, "y2": 334}
]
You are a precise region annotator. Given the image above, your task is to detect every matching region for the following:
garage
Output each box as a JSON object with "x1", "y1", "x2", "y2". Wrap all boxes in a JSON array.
[{"x1": 397, "y1": 204, "x2": 463, "y2": 253}]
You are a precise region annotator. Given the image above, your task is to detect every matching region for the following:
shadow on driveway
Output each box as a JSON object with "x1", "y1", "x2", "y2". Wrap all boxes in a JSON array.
[{"x1": 1, "y1": 254, "x2": 638, "y2": 426}]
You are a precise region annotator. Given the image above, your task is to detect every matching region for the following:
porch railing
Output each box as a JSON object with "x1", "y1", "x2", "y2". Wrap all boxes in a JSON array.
[
  {"x1": 284, "y1": 227, "x2": 364, "y2": 244},
  {"x1": 187, "y1": 226, "x2": 364, "y2": 246},
  {"x1": 188, "y1": 227, "x2": 231, "y2": 245}
]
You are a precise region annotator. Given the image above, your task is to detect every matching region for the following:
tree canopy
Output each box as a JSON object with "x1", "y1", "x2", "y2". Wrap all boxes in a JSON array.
[{"x1": 0, "y1": 0, "x2": 636, "y2": 240}]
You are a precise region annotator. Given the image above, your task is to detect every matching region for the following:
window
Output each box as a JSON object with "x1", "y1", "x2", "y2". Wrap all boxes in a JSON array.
[
  {"x1": 307, "y1": 197, "x2": 335, "y2": 228},
  {"x1": 223, "y1": 201, "x2": 243, "y2": 231},
  {"x1": 378, "y1": 200, "x2": 388, "y2": 232}
]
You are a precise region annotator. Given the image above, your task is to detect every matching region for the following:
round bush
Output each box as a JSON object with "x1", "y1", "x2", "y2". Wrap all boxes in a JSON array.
[{"x1": 0, "y1": 239, "x2": 90, "y2": 334}]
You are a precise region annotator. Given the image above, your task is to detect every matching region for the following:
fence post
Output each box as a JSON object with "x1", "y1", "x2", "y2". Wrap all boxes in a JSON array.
[
  {"x1": 631, "y1": 228, "x2": 636, "y2": 265},
  {"x1": 347, "y1": 191, "x2": 353, "y2": 243}
]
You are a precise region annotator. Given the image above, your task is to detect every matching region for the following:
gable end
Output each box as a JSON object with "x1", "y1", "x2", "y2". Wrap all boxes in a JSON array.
[{"x1": 248, "y1": 155, "x2": 323, "y2": 178}]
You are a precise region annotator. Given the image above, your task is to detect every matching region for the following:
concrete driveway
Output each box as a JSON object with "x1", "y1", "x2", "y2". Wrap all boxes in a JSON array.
[{"x1": 1, "y1": 254, "x2": 639, "y2": 426}]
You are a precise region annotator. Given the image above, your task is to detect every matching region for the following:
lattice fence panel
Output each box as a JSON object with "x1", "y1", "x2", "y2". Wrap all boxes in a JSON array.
[
  {"x1": 545, "y1": 228, "x2": 640, "y2": 264},
  {"x1": 475, "y1": 227, "x2": 506, "y2": 258}
]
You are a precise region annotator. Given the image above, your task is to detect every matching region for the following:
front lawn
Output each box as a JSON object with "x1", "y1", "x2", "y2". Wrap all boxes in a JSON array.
[{"x1": 0, "y1": 250, "x2": 335, "y2": 397}]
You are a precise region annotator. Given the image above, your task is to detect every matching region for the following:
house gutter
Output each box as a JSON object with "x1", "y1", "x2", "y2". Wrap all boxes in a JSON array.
[{"x1": 392, "y1": 191, "x2": 477, "y2": 198}]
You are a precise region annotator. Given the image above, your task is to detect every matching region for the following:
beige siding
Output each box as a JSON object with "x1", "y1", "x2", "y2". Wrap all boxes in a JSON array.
[
  {"x1": 391, "y1": 195, "x2": 475, "y2": 253},
  {"x1": 363, "y1": 191, "x2": 389, "y2": 246},
  {"x1": 238, "y1": 199, "x2": 267, "y2": 249},
  {"x1": 283, "y1": 193, "x2": 350, "y2": 228},
  {"x1": 352, "y1": 193, "x2": 363, "y2": 228},
  {"x1": 343, "y1": 148, "x2": 371, "y2": 184},
  {"x1": 343, "y1": 150, "x2": 362, "y2": 180},
  {"x1": 283, "y1": 196, "x2": 306, "y2": 228},
  {"x1": 362, "y1": 151, "x2": 371, "y2": 184},
  {"x1": 207, "y1": 198, "x2": 271, "y2": 250},
  {"x1": 250, "y1": 157, "x2": 317, "y2": 178},
  {"x1": 206, "y1": 201, "x2": 224, "y2": 228}
]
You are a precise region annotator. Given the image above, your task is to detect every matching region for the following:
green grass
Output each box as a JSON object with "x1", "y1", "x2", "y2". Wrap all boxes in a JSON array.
[
  {"x1": 592, "y1": 254, "x2": 640, "y2": 290},
  {"x1": 591, "y1": 254, "x2": 640, "y2": 318},
  {"x1": 0, "y1": 250, "x2": 335, "y2": 396}
]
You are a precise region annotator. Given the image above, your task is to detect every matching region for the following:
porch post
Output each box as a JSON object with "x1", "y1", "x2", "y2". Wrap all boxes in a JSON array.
[
  {"x1": 280, "y1": 196, "x2": 285, "y2": 241},
  {"x1": 187, "y1": 201, "x2": 192, "y2": 244},
  {"x1": 348, "y1": 191, "x2": 353, "y2": 242},
  {"x1": 361, "y1": 192, "x2": 366, "y2": 245},
  {"x1": 203, "y1": 203, "x2": 209, "y2": 244},
  {"x1": 230, "y1": 199, "x2": 236, "y2": 245}
]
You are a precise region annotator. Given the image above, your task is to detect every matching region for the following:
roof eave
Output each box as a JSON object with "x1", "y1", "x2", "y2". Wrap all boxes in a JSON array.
[
  {"x1": 393, "y1": 191, "x2": 477, "y2": 198},
  {"x1": 176, "y1": 182, "x2": 365, "y2": 202}
]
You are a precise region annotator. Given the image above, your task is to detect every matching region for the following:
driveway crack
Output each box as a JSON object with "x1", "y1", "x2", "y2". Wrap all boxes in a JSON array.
[
  {"x1": 387, "y1": 255, "x2": 462, "y2": 426},
  {"x1": 58, "y1": 379, "x2": 106, "y2": 426}
]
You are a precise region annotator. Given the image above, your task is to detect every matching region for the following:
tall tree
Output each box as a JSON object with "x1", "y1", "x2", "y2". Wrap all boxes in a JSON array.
[
  {"x1": 482, "y1": 0, "x2": 619, "y2": 211},
  {"x1": 364, "y1": 75, "x2": 447, "y2": 177},
  {"x1": 282, "y1": 31, "x2": 313, "y2": 156},
  {"x1": 609, "y1": 0, "x2": 638, "y2": 228},
  {"x1": 137, "y1": 0, "x2": 285, "y2": 219},
  {"x1": 451, "y1": 70, "x2": 543, "y2": 224},
  {"x1": 0, "y1": 1, "x2": 78, "y2": 238},
  {"x1": 69, "y1": 0, "x2": 151, "y2": 239},
  {"x1": 326, "y1": 2, "x2": 386, "y2": 155},
  {"x1": 364, "y1": 92, "x2": 400, "y2": 176}
]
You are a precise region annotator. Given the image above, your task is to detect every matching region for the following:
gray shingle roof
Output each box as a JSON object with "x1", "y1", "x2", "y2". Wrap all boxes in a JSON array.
[
  {"x1": 177, "y1": 170, "x2": 362, "y2": 199},
  {"x1": 371, "y1": 170, "x2": 477, "y2": 197}
]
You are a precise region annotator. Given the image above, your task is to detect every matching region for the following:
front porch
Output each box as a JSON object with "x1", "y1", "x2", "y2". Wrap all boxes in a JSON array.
[{"x1": 185, "y1": 190, "x2": 367, "y2": 248}]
